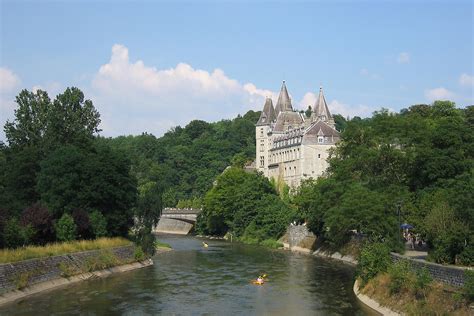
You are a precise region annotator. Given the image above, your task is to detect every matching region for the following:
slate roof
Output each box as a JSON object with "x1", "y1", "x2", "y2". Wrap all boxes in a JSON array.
[
  {"x1": 256, "y1": 97, "x2": 276, "y2": 126},
  {"x1": 273, "y1": 111, "x2": 304, "y2": 132},
  {"x1": 305, "y1": 120, "x2": 340, "y2": 137},
  {"x1": 274, "y1": 81, "x2": 293, "y2": 116},
  {"x1": 312, "y1": 87, "x2": 332, "y2": 121}
]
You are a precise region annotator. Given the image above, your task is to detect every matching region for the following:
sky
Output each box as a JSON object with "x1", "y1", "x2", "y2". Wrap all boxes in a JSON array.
[{"x1": 1, "y1": 0, "x2": 473, "y2": 141}]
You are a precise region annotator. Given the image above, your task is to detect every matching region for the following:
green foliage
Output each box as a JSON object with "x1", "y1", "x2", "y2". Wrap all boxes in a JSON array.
[
  {"x1": 103, "y1": 111, "x2": 260, "y2": 205},
  {"x1": 260, "y1": 239, "x2": 283, "y2": 249},
  {"x1": 463, "y1": 270, "x2": 474, "y2": 302},
  {"x1": 197, "y1": 167, "x2": 293, "y2": 242},
  {"x1": 424, "y1": 201, "x2": 470, "y2": 264},
  {"x1": 134, "y1": 246, "x2": 146, "y2": 261},
  {"x1": 294, "y1": 102, "x2": 473, "y2": 264},
  {"x1": 357, "y1": 242, "x2": 392, "y2": 284},
  {"x1": 55, "y1": 213, "x2": 77, "y2": 242},
  {"x1": 89, "y1": 210, "x2": 108, "y2": 238},
  {"x1": 388, "y1": 260, "x2": 412, "y2": 294},
  {"x1": 414, "y1": 267, "x2": 432, "y2": 295},
  {"x1": 37, "y1": 143, "x2": 137, "y2": 237},
  {"x1": 3, "y1": 218, "x2": 34, "y2": 248}
]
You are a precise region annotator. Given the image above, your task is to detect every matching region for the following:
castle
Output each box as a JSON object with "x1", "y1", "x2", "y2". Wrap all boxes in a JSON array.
[{"x1": 255, "y1": 81, "x2": 340, "y2": 188}]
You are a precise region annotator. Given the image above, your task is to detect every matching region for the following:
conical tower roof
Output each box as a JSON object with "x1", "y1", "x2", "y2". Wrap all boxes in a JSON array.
[
  {"x1": 275, "y1": 81, "x2": 293, "y2": 116},
  {"x1": 312, "y1": 86, "x2": 332, "y2": 121},
  {"x1": 256, "y1": 97, "x2": 276, "y2": 125}
]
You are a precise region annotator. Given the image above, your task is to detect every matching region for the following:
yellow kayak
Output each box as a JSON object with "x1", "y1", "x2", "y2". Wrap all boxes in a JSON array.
[{"x1": 202, "y1": 242, "x2": 209, "y2": 248}]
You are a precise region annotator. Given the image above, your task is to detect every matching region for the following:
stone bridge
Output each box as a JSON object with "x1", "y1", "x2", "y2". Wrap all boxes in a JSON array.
[{"x1": 153, "y1": 208, "x2": 202, "y2": 235}]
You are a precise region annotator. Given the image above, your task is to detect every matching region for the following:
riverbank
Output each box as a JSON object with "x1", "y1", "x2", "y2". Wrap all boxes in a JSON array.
[
  {"x1": 0, "y1": 244, "x2": 156, "y2": 306},
  {"x1": 0, "y1": 259, "x2": 153, "y2": 306}
]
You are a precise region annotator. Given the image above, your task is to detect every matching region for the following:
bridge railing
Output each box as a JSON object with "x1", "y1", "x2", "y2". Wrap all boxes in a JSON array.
[{"x1": 161, "y1": 207, "x2": 202, "y2": 215}]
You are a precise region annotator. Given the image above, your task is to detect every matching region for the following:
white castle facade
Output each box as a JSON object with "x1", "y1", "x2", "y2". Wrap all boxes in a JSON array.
[{"x1": 255, "y1": 82, "x2": 340, "y2": 188}]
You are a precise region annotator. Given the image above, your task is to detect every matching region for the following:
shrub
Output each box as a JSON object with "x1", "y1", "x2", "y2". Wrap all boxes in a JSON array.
[
  {"x1": 89, "y1": 210, "x2": 108, "y2": 238},
  {"x1": 0, "y1": 208, "x2": 9, "y2": 248},
  {"x1": 260, "y1": 239, "x2": 283, "y2": 249},
  {"x1": 464, "y1": 270, "x2": 474, "y2": 303},
  {"x1": 72, "y1": 208, "x2": 92, "y2": 239},
  {"x1": 3, "y1": 218, "x2": 34, "y2": 248},
  {"x1": 357, "y1": 242, "x2": 392, "y2": 284},
  {"x1": 20, "y1": 203, "x2": 54, "y2": 245},
  {"x1": 388, "y1": 260, "x2": 413, "y2": 294},
  {"x1": 134, "y1": 246, "x2": 145, "y2": 261},
  {"x1": 414, "y1": 267, "x2": 432, "y2": 297},
  {"x1": 55, "y1": 213, "x2": 77, "y2": 241}
]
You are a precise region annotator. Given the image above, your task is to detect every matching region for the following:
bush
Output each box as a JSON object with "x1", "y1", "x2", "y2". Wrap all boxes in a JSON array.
[
  {"x1": 357, "y1": 242, "x2": 392, "y2": 284},
  {"x1": 55, "y1": 213, "x2": 77, "y2": 241},
  {"x1": 0, "y1": 208, "x2": 9, "y2": 248},
  {"x1": 260, "y1": 239, "x2": 283, "y2": 249},
  {"x1": 464, "y1": 270, "x2": 474, "y2": 303},
  {"x1": 72, "y1": 208, "x2": 92, "y2": 239},
  {"x1": 89, "y1": 210, "x2": 108, "y2": 238},
  {"x1": 388, "y1": 260, "x2": 413, "y2": 294},
  {"x1": 134, "y1": 246, "x2": 145, "y2": 261},
  {"x1": 3, "y1": 218, "x2": 34, "y2": 248},
  {"x1": 20, "y1": 203, "x2": 54, "y2": 245},
  {"x1": 414, "y1": 267, "x2": 432, "y2": 297}
]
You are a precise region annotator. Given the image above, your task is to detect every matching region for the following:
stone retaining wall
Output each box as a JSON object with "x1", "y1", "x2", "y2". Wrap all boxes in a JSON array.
[
  {"x1": 0, "y1": 245, "x2": 136, "y2": 294},
  {"x1": 390, "y1": 252, "x2": 470, "y2": 287},
  {"x1": 278, "y1": 225, "x2": 316, "y2": 253}
]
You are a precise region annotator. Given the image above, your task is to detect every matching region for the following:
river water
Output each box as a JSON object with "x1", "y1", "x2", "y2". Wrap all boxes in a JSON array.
[{"x1": 0, "y1": 235, "x2": 376, "y2": 315}]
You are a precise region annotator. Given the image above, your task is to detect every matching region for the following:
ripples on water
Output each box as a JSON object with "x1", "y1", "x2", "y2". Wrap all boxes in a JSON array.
[{"x1": 0, "y1": 235, "x2": 376, "y2": 315}]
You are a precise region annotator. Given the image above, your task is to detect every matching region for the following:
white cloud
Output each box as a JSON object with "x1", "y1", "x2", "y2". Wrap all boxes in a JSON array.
[
  {"x1": 0, "y1": 67, "x2": 21, "y2": 93},
  {"x1": 359, "y1": 68, "x2": 380, "y2": 80},
  {"x1": 459, "y1": 73, "x2": 474, "y2": 87},
  {"x1": 32, "y1": 82, "x2": 62, "y2": 98},
  {"x1": 328, "y1": 100, "x2": 376, "y2": 118},
  {"x1": 91, "y1": 44, "x2": 277, "y2": 137},
  {"x1": 397, "y1": 52, "x2": 410, "y2": 64},
  {"x1": 425, "y1": 87, "x2": 455, "y2": 101},
  {"x1": 1, "y1": 68, "x2": 22, "y2": 141}
]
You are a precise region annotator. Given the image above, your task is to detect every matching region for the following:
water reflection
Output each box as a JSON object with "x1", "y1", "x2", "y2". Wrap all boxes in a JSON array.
[{"x1": 0, "y1": 235, "x2": 375, "y2": 315}]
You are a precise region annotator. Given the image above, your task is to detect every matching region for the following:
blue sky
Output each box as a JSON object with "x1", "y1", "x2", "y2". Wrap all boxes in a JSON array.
[{"x1": 1, "y1": 0, "x2": 473, "y2": 140}]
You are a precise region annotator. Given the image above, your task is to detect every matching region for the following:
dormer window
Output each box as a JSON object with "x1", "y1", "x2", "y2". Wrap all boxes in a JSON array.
[
  {"x1": 318, "y1": 136, "x2": 324, "y2": 143},
  {"x1": 321, "y1": 115, "x2": 326, "y2": 121}
]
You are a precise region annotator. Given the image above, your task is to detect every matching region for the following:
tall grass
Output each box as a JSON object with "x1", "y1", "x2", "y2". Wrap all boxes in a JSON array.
[{"x1": 0, "y1": 237, "x2": 132, "y2": 264}]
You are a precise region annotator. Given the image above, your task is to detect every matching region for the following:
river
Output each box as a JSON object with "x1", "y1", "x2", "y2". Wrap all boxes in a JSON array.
[{"x1": 0, "y1": 235, "x2": 376, "y2": 315}]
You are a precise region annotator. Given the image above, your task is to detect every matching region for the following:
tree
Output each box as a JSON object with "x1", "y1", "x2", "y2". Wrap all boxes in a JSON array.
[
  {"x1": 55, "y1": 213, "x2": 77, "y2": 242},
  {"x1": 305, "y1": 106, "x2": 312, "y2": 118},
  {"x1": 3, "y1": 218, "x2": 34, "y2": 248},
  {"x1": 197, "y1": 167, "x2": 293, "y2": 241},
  {"x1": 45, "y1": 87, "x2": 101, "y2": 148},
  {"x1": 37, "y1": 143, "x2": 137, "y2": 237},
  {"x1": 72, "y1": 208, "x2": 93, "y2": 240},
  {"x1": 20, "y1": 203, "x2": 54, "y2": 245},
  {"x1": 89, "y1": 210, "x2": 108, "y2": 238},
  {"x1": 4, "y1": 89, "x2": 50, "y2": 148}
]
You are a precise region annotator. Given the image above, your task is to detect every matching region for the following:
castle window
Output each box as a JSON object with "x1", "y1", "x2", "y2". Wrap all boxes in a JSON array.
[
  {"x1": 260, "y1": 156, "x2": 265, "y2": 167},
  {"x1": 318, "y1": 136, "x2": 324, "y2": 143},
  {"x1": 260, "y1": 128, "x2": 264, "y2": 137},
  {"x1": 318, "y1": 154, "x2": 321, "y2": 158}
]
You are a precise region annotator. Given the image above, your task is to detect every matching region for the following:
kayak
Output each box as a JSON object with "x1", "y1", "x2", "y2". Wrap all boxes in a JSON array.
[{"x1": 252, "y1": 280, "x2": 264, "y2": 285}]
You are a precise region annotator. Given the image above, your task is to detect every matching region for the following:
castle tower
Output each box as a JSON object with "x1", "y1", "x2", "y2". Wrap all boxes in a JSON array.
[
  {"x1": 256, "y1": 97, "x2": 275, "y2": 175},
  {"x1": 274, "y1": 81, "x2": 293, "y2": 117},
  {"x1": 311, "y1": 87, "x2": 335, "y2": 128}
]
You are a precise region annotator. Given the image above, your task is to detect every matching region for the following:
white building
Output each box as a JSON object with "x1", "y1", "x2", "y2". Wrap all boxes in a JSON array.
[{"x1": 256, "y1": 81, "x2": 340, "y2": 188}]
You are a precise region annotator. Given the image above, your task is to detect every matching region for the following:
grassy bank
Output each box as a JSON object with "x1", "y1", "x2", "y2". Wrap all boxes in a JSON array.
[
  {"x1": 0, "y1": 237, "x2": 132, "y2": 264},
  {"x1": 360, "y1": 273, "x2": 472, "y2": 315},
  {"x1": 238, "y1": 236, "x2": 283, "y2": 249},
  {"x1": 154, "y1": 240, "x2": 171, "y2": 249}
]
